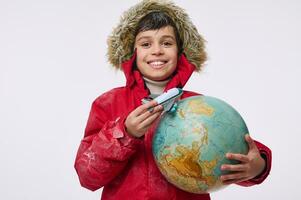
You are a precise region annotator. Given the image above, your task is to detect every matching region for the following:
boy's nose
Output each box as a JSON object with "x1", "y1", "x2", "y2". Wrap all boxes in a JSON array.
[{"x1": 151, "y1": 44, "x2": 163, "y2": 55}]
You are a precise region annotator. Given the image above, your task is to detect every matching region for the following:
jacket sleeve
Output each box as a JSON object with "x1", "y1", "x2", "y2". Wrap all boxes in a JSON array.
[
  {"x1": 237, "y1": 140, "x2": 272, "y2": 187},
  {"x1": 74, "y1": 96, "x2": 142, "y2": 191}
]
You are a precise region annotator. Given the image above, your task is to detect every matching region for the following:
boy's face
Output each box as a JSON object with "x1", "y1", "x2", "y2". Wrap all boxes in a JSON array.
[{"x1": 134, "y1": 26, "x2": 178, "y2": 81}]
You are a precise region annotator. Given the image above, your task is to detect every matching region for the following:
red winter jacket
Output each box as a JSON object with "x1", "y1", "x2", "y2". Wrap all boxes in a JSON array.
[{"x1": 74, "y1": 54, "x2": 272, "y2": 200}]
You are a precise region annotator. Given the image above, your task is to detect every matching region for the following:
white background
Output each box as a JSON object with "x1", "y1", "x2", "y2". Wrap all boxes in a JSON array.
[{"x1": 1, "y1": 0, "x2": 300, "y2": 199}]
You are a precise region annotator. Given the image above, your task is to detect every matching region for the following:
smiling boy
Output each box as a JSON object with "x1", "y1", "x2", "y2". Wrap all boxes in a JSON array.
[
  {"x1": 135, "y1": 25, "x2": 178, "y2": 81},
  {"x1": 74, "y1": 1, "x2": 271, "y2": 200}
]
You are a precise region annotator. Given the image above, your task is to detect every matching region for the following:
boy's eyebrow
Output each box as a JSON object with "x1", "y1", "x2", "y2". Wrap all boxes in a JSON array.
[
  {"x1": 136, "y1": 35, "x2": 176, "y2": 42},
  {"x1": 136, "y1": 36, "x2": 152, "y2": 42},
  {"x1": 160, "y1": 35, "x2": 176, "y2": 40}
]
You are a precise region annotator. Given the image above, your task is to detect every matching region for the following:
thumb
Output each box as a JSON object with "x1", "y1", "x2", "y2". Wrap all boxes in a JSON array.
[{"x1": 245, "y1": 134, "x2": 256, "y2": 150}]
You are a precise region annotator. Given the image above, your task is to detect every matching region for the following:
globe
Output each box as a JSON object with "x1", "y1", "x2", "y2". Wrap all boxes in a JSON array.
[{"x1": 152, "y1": 95, "x2": 249, "y2": 194}]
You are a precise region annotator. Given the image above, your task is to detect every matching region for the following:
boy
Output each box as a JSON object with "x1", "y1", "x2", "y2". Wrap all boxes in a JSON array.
[{"x1": 74, "y1": 1, "x2": 271, "y2": 199}]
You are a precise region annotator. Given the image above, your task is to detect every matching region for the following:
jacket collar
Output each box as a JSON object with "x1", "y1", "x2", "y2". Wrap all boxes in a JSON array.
[{"x1": 121, "y1": 52, "x2": 196, "y2": 92}]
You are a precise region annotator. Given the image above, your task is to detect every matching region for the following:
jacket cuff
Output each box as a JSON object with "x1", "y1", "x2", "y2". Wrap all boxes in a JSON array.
[{"x1": 112, "y1": 117, "x2": 144, "y2": 148}]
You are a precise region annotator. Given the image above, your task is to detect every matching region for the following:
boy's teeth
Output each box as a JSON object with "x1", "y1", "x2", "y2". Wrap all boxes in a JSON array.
[{"x1": 150, "y1": 61, "x2": 165, "y2": 66}]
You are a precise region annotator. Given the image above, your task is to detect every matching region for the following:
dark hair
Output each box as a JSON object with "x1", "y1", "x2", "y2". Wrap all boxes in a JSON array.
[{"x1": 134, "y1": 12, "x2": 183, "y2": 54}]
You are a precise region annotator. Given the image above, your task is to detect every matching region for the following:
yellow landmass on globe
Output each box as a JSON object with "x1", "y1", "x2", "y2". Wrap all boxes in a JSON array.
[
  {"x1": 178, "y1": 108, "x2": 186, "y2": 119},
  {"x1": 192, "y1": 125, "x2": 208, "y2": 139},
  {"x1": 187, "y1": 99, "x2": 214, "y2": 116},
  {"x1": 159, "y1": 134, "x2": 218, "y2": 191}
]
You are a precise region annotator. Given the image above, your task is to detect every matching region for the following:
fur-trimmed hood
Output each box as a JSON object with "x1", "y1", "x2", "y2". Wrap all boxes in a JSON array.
[{"x1": 107, "y1": 0, "x2": 207, "y2": 71}]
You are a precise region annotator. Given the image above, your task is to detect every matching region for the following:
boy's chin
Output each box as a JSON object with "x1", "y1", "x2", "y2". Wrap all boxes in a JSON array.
[{"x1": 147, "y1": 75, "x2": 172, "y2": 82}]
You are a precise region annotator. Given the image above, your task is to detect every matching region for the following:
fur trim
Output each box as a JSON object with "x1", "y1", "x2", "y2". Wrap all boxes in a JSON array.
[{"x1": 107, "y1": 0, "x2": 207, "y2": 71}]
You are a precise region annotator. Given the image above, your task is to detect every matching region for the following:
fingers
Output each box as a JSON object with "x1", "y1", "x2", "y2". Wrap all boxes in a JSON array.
[
  {"x1": 220, "y1": 172, "x2": 246, "y2": 183},
  {"x1": 125, "y1": 100, "x2": 163, "y2": 138},
  {"x1": 221, "y1": 163, "x2": 245, "y2": 172},
  {"x1": 226, "y1": 153, "x2": 250, "y2": 163},
  {"x1": 221, "y1": 176, "x2": 247, "y2": 185},
  {"x1": 245, "y1": 134, "x2": 256, "y2": 150},
  {"x1": 137, "y1": 104, "x2": 163, "y2": 123},
  {"x1": 220, "y1": 136, "x2": 260, "y2": 185},
  {"x1": 139, "y1": 110, "x2": 162, "y2": 128},
  {"x1": 132, "y1": 100, "x2": 159, "y2": 117},
  {"x1": 220, "y1": 162, "x2": 250, "y2": 184}
]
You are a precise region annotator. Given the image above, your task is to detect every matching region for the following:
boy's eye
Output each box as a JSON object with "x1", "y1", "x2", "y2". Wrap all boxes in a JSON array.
[
  {"x1": 141, "y1": 42, "x2": 151, "y2": 48},
  {"x1": 162, "y1": 41, "x2": 173, "y2": 47}
]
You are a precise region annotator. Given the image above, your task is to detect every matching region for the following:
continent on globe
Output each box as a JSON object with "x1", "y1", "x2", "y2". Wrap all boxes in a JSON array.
[{"x1": 152, "y1": 95, "x2": 249, "y2": 194}]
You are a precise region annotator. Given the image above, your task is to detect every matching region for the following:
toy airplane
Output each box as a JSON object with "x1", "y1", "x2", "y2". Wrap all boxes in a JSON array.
[{"x1": 142, "y1": 88, "x2": 183, "y2": 113}]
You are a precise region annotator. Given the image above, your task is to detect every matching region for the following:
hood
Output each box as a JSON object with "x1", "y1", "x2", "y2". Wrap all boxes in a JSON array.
[{"x1": 107, "y1": 0, "x2": 207, "y2": 71}]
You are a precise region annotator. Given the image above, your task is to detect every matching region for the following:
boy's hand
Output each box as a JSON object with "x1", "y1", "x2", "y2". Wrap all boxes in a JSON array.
[
  {"x1": 125, "y1": 100, "x2": 163, "y2": 138},
  {"x1": 220, "y1": 134, "x2": 266, "y2": 185}
]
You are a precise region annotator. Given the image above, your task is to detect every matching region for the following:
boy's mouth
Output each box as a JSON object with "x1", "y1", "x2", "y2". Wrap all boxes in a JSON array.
[{"x1": 147, "y1": 60, "x2": 168, "y2": 69}]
